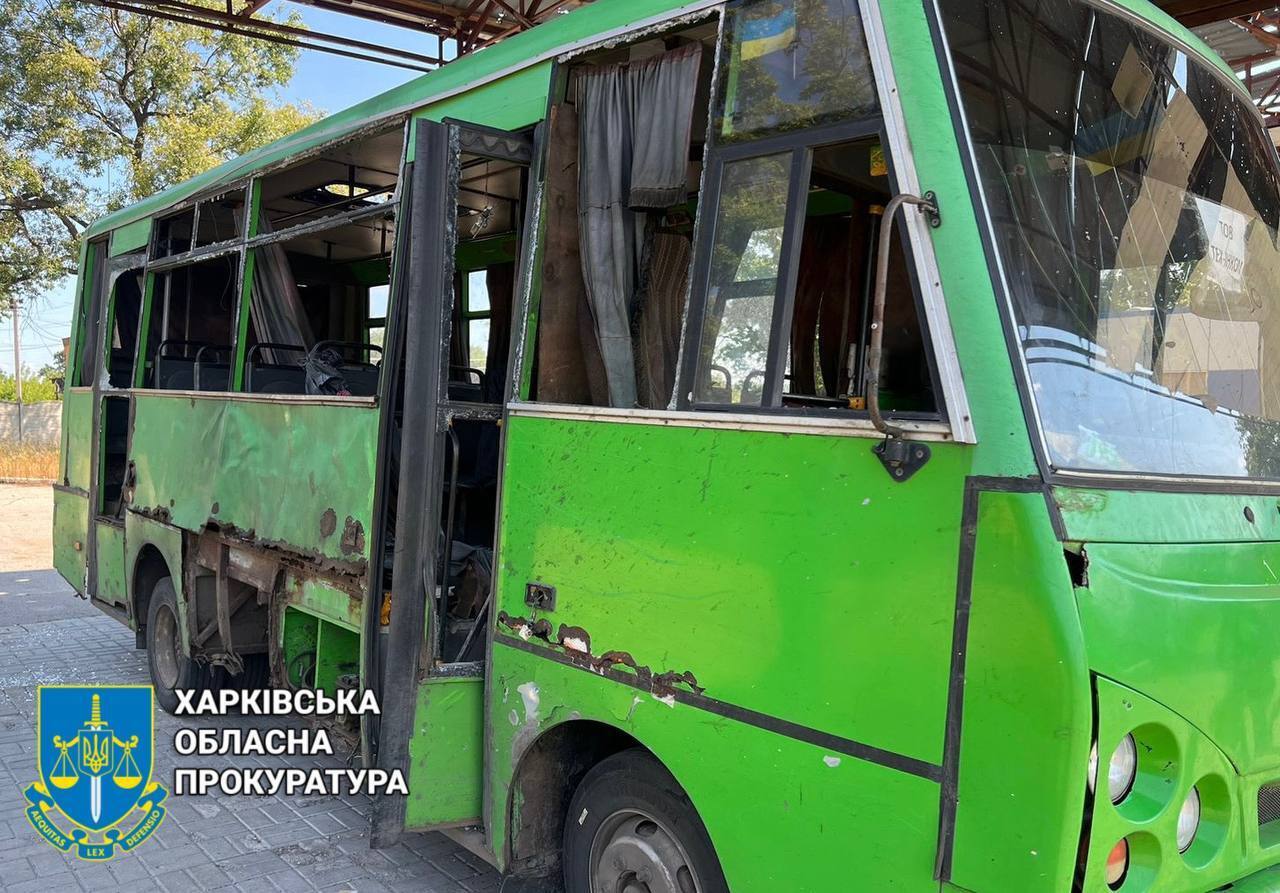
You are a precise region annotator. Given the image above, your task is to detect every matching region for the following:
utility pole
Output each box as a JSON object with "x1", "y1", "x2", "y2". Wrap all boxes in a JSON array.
[{"x1": 11, "y1": 298, "x2": 21, "y2": 443}]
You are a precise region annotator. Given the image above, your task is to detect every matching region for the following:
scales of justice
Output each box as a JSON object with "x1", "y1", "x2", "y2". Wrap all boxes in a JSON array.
[{"x1": 48, "y1": 693, "x2": 142, "y2": 822}]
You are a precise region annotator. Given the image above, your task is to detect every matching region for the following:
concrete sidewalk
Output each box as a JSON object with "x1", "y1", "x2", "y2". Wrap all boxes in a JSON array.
[{"x1": 0, "y1": 568, "x2": 504, "y2": 892}]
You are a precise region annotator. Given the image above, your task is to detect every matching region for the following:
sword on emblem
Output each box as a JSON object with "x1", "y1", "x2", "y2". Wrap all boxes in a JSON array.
[{"x1": 79, "y1": 694, "x2": 113, "y2": 823}]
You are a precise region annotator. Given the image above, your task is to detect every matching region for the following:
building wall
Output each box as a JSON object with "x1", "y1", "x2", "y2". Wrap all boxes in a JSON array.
[{"x1": 0, "y1": 401, "x2": 62, "y2": 446}]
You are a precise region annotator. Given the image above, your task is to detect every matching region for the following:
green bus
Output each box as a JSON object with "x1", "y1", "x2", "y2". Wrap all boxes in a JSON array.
[{"x1": 52, "y1": 0, "x2": 1280, "y2": 889}]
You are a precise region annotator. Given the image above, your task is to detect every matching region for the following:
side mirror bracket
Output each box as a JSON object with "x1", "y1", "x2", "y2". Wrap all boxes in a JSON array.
[{"x1": 874, "y1": 437, "x2": 931, "y2": 483}]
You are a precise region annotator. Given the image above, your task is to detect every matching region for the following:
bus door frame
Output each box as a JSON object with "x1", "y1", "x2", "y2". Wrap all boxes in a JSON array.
[
  {"x1": 371, "y1": 117, "x2": 535, "y2": 845},
  {"x1": 86, "y1": 248, "x2": 148, "y2": 611}
]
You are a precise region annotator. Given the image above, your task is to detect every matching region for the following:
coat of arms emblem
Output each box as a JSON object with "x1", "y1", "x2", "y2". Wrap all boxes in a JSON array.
[{"x1": 25, "y1": 685, "x2": 167, "y2": 860}]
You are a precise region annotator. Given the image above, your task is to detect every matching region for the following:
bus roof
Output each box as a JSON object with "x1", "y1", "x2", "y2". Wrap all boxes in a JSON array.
[{"x1": 85, "y1": 0, "x2": 1233, "y2": 241}]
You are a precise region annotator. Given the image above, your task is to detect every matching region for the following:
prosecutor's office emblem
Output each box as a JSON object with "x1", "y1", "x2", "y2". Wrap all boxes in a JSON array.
[{"x1": 25, "y1": 685, "x2": 167, "y2": 860}]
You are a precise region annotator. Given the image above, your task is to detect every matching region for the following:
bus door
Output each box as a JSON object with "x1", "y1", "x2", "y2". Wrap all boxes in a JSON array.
[
  {"x1": 86, "y1": 250, "x2": 147, "y2": 611},
  {"x1": 372, "y1": 118, "x2": 534, "y2": 841}
]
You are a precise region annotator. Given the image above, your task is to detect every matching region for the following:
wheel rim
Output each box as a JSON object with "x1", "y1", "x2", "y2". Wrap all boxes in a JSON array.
[
  {"x1": 589, "y1": 809, "x2": 702, "y2": 893},
  {"x1": 152, "y1": 603, "x2": 181, "y2": 690}
]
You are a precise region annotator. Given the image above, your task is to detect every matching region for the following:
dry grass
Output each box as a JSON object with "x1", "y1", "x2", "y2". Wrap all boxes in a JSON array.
[{"x1": 0, "y1": 442, "x2": 59, "y2": 481}]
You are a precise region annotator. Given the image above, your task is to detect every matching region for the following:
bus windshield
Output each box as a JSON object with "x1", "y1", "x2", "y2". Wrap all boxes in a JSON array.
[{"x1": 940, "y1": 0, "x2": 1280, "y2": 480}]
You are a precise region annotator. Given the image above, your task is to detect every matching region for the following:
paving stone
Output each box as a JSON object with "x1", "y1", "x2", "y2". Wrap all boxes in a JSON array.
[{"x1": 0, "y1": 570, "x2": 498, "y2": 893}]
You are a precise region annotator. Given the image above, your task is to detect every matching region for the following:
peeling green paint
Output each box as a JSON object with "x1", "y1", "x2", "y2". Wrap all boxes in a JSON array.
[
  {"x1": 52, "y1": 489, "x2": 88, "y2": 593},
  {"x1": 129, "y1": 393, "x2": 377, "y2": 567}
]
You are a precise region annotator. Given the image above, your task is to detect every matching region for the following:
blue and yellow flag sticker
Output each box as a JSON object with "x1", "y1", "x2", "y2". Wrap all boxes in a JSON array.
[
  {"x1": 26, "y1": 685, "x2": 167, "y2": 860},
  {"x1": 740, "y1": 6, "x2": 797, "y2": 60}
]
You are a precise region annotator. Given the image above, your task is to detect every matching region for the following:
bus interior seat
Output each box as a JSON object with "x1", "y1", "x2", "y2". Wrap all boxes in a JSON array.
[
  {"x1": 304, "y1": 341, "x2": 382, "y2": 396},
  {"x1": 245, "y1": 343, "x2": 307, "y2": 394},
  {"x1": 154, "y1": 340, "x2": 231, "y2": 391},
  {"x1": 193, "y1": 344, "x2": 231, "y2": 391},
  {"x1": 447, "y1": 367, "x2": 486, "y2": 403}
]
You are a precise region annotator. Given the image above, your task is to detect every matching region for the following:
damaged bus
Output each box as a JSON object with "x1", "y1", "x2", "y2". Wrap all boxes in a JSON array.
[{"x1": 53, "y1": 0, "x2": 1280, "y2": 889}]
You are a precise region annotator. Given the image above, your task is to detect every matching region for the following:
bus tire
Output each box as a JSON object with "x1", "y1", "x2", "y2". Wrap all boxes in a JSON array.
[
  {"x1": 563, "y1": 748, "x2": 728, "y2": 893},
  {"x1": 233, "y1": 653, "x2": 271, "y2": 690},
  {"x1": 145, "y1": 577, "x2": 206, "y2": 714}
]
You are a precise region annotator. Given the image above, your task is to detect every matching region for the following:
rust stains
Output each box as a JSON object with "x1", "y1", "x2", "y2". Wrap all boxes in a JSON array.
[
  {"x1": 320, "y1": 508, "x2": 338, "y2": 539},
  {"x1": 204, "y1": 518, "x2": 368, "y2": 582},
  {"x1": 497, "y1": 611, "x2": 704, "y2": 698},
  {"x1": 340, "y1": 515, "x2": 365, "y2": 556},
  {"x1": 556, "y1": 624, "x2": 590, "y2": 655},
  {"x1": 134, "y1": 504, "x2": 172, "y2": 524}
]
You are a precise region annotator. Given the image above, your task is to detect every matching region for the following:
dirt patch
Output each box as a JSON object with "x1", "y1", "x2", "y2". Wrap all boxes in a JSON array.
[{"x1": 0, "y1": 483, "x2": 54, "y2": 572}]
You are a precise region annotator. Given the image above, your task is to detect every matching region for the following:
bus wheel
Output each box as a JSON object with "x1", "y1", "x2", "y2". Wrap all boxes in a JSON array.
[
  {"x1": 563, "y1": 748, "x2": 728, "y2": 893},
  {"x1": 146, "y1": 577, "x2": 206, "y2": 714}
]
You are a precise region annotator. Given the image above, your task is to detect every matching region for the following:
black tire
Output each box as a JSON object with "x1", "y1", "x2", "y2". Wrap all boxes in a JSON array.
[
  {"x1": 233, "y1": 653, "x2": 271, "y2": 690},
  {"x1": 563, "y1": 748, "x2": 729, "y2": 893},
  {"x1": 145, "y1": 577, "x2": 208, "y2": 714}
]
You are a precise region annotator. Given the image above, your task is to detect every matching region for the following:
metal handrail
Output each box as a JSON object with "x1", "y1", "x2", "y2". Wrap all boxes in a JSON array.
[{"x1": 867, "y1": 192, "x2": 938, "y2": 438}]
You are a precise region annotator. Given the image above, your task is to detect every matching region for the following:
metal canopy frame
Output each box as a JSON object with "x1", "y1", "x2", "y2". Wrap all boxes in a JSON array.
[
  {"x1": 1154, "y1": 2, "x2": 1280, "y2": 126},
  {"x1": 74, "y1": 0, "x2": 588, "y2": 71}
]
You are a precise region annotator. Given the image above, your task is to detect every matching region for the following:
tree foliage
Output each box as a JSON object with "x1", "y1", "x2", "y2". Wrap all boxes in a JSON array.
[
  {"x1": 0, "y1": 370, "x2": 60, "y2": 403},
  {"x1": 0, "y1": 0, "x2": 320, "y2": 314}
]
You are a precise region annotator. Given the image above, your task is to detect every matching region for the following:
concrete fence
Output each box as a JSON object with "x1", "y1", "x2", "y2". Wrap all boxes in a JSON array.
[{"x1": 0, "y1": 401, "x2": 62, "y2": 446}]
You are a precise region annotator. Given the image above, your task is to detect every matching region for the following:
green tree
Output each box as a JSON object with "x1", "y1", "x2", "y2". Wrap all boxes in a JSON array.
[
  {"x1": 38, "y1": 347, "x2": 67, "y2": 383},
  {"x1": 0, "y1": 0, "x2": 320, "y2": 314},
  {"x1": 0, "y1": 370, "x2": 60, "y2": 403}
]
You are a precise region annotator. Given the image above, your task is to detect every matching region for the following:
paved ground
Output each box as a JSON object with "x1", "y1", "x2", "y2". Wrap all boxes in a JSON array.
[{"x1": 0, "y1": 486, "x2": 506, "y2": 892}]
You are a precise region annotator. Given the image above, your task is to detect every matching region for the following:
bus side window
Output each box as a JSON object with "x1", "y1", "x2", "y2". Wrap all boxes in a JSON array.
[
  {"x1": 445, "y1": 151, "x2": 524, "y2": 407},
  {"x1": 528, "y1": 21, "x2": 718, "y2": 410},
  {"x1": 74, "y1": 239, "x2": 109, "y2": 388},
  {"x1": 105, "y1": 267, "x2": 145, "y2": 389},
  {"x1": 690, "y1": 136, "x2": 937, "y2": 415},
  {"x1": 683, "y1": 0, "x2": 939, "y2": 418},
  {"x1": 142, "y1": 254, "x2": 238, "y2": 392},
  {"x1": 242, "y1": 126, "x2": 401, "y2": 397}
]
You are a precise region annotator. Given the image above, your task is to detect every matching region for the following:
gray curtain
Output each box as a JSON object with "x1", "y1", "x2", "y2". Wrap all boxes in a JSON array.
[
  {"x1": 577, "y1": 43, "x2": 702, "y2": 407},
  {"x1": 249, "y1": 215, "x2": 313, "y2": 364}
]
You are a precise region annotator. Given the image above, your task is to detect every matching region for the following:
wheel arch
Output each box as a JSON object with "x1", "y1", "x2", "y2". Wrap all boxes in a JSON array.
[
  {"x1": 503, "y1": 718, "x2": 653, "y2": 879},
  {"x1": 130, "y1": 542, "x2": 174, "y2": 640}
]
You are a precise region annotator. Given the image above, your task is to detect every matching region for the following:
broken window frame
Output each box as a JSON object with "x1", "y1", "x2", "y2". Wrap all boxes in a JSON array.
[
  {"x1": 141, "y1": 185, "x2": 251, "y2": 394},
  {"x1": 231, "y1": 120, "x2": 408, "y2": 397},
  {"x1": 150, "y1": 186, "x2": 250, "y2": 263},
  {"x1": 72, "y1": 238, "x2": 110, "y2": 389},
  {"x1": 676, "y1": 115, "x2": 947, "y2": 420},
  {"x1": 142, "y1": 254, "x2": 244, "y2": 393},
  {"x1": 502, "y1": 7, "x2": 723, "y2": 409},
  {"x1": 130, "y1": 119, "x2": 411, "y2": 398},
  {"x1": 102, "y1": 263, "x2": 148, "y2": 390}
]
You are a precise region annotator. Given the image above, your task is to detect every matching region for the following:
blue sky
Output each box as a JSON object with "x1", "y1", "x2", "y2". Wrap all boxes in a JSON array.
[{"x1": 0, "y1": 3, "x2": 424, "y2": 375}]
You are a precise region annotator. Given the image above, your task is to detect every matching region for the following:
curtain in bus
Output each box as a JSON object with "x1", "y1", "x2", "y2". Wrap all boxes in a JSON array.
[
  {"x1": 249, "y1": 215, "x2": 314, "y2": 367},
  {"x1": 634, "y1": 227, "x2": 691, "y2": 408},
  {"x1": 484, "y1": 262, "x2": 515, "y2": 403},
  {"x1": 577, "y1": 43, "x2": 702, "y2": 407},
  {"x1": 791, "y1": 215, "x2": 859, "y2": 398}
]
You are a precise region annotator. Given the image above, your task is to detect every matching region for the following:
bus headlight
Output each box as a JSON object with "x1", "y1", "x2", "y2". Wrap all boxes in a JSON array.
[
  {"x1": 1176, "y1": 786, "x2": 1201, "y2": 853},
  {"x1": 1108, "y1": 733, "x2": 1137, "y2": 804},
  {"x1": 1104, "y1": 837, "x2": 1129, "y2": 888}
]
